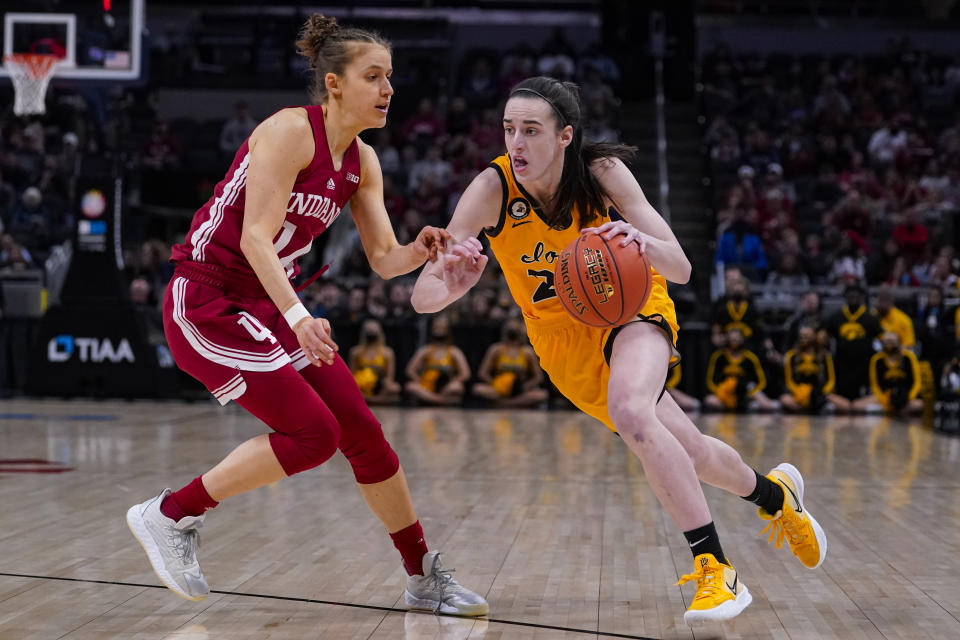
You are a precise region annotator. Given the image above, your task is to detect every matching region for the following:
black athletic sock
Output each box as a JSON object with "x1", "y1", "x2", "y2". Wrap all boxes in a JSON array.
[
  {"x1": 683, "y1": 522, "x2": 727, "y2": 565},
  {"x1": 742, "y1": 469, "x2": 785, "y2": 516}
]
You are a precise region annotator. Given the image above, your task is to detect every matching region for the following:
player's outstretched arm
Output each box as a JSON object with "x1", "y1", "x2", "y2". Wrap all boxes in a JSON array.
[
  {"x1": 589, "y1": 158, "x2": 692, "y2": 284},
  {"x1": 351, "y1": 141, "x2": 448, "y2": 278},
  {"x1": 411, "y1": 168, "x2": 500, "y2": 313}
]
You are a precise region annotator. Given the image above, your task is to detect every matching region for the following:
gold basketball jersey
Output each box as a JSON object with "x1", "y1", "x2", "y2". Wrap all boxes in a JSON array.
[{"x1": 483, "y1": 154, "x2": 673, "y2": 327}]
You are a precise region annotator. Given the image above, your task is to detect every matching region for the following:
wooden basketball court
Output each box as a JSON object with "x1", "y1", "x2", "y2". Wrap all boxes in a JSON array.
[{"x1": 1, "y1": 400, "x2": 958, "y2": 639}]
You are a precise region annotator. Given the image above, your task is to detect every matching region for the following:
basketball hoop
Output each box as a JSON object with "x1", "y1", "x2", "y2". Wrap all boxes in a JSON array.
[{"x1": 3, "y1": 53, "x2": 60, "y2": 116}]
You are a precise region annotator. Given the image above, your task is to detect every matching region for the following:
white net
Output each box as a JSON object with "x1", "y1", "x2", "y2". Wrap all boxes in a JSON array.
[{"x1": 4, "y1": 54, "x2": 59, "y2": 116}]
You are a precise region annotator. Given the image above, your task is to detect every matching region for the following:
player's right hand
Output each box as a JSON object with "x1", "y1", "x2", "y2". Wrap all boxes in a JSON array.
[
  {"x1": 442, "y1": 237, "x2": 487, "y2": 297},
  {"x1": 294, "y1": 317, "x2": 339, "y2": 366}
]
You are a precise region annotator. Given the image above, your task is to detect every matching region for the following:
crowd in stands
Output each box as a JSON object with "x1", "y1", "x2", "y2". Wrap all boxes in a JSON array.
[
  {"x1": 7, "y1": 25, "x2": 960, "y2": 419},
  {"x1": 700, "y1": 39, "x2": 960, "y2": 417}
]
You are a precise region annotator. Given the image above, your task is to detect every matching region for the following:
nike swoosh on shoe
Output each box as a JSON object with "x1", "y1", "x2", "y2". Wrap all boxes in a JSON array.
[{"x1": 782, "y1": 482, "x2": 803, "y2": 512}]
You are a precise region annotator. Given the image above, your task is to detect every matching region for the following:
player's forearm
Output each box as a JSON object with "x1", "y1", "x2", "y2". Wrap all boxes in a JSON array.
[
  {"x1": 411, "y1": 264, "x2": 462, "y2": 313},
  {"x1": 370, "y1": 242, "x2": 424, "y2": 279},
  {"x1": 642, "y1": 236, "x2": 691, "y2": 284},
  {"x1": 240, "y1": 233, "x2": 304, "y2": 320}
]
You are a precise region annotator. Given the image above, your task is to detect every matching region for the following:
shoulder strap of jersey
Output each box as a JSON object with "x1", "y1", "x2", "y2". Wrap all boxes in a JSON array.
[{"x1": 484, "y1": 155, "x2": 510, "y2": 238}]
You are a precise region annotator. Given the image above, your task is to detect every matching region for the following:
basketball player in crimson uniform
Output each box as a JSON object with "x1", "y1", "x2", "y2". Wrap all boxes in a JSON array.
[
  {"x1": 126, "y1": 15, "x2": 487, "y2": 616},
  {"x1": 412, "y1": 76, "x2": 827, "y2": 624}
]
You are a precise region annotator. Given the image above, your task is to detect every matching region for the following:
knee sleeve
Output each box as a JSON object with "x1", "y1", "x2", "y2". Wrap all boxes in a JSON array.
[
  {"x1": 268, "y1": 419, "x2": 340, "y2": 476},
  {"x1": 298, "y1": 358, "x2": 399, "y2": 484},
  {"x1": 235, "y1": 368, "x2": 341, "y2": 476},
  {"x1": 338, "y1": 414, "x2": 399, "y2": 484}
]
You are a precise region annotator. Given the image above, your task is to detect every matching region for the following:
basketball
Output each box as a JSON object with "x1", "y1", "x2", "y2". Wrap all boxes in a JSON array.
[{"x1": 553, "y1": 232, "x2": 652, "y2": 328}]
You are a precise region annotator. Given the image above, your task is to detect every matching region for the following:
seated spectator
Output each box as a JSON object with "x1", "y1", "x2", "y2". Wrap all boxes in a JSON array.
[
  {"x1": 782, "y1": 291, "x2": 823, "y2": 351},
  {"x1": 343, "y1": 287, "x2": 369, "y2": 324},
  {"x1": 446, "y1": 96, "x2": 472, "y2": 137},
  {"x1": 855, "y1": 331, "x2": 923, "y2": 415},
  {"x1": 827, "y1": 231, "x2": 868, "y2": 285},
  {"x1": 916, "y1": 286, "x2": 951, "y2": 389},
  {"x1": 827, "y1": 191, "x2": 873, "y2": 240},
  {"x1": 469, "y1": 108, "x2": 503, "y2": 158},
  {"x1": 219, "y1": 101, "x2": 257, "y2": 156},
  {"x1": 802, "y1": 233, "x2": 831, "y2": 283},
  {"x1": 891, "y1": 208, "x2": 929, "y2": 263},
  {"x1": 824, "y1": 282, "x2": 882, "y2": 402},
  {"x1": 781, "y1": 325, "x2": 850, "y2": 414},
  {"x1": 9, "y1": 187, "x2": 51, "y2": 237},
  {"x1": 866, "y1": 237, "x2": 901, "y2": 285},
  {"x1": 140, "y1": 118, "x2": 182, "y2": 169},
  {"x1": 310, "y1": 281, "x2": 344, "y2": 319},
  {"x1": 765, "y1": 253, "x2": 809, "y2": 291},
  {"x1": 867, "y1": 117, "x2": 908, "y2": 168},
  {"x1": 372, "y1": 128, "x2": 400, "y2": 178},
  {"x1": 461, "y1": 58, "x2": 499, "y2": 110},
  {"x1": 924, "y1": 253, "x2": 957, "y2": 289},
  {"x1": 349, "y1": 319, "x2": 401, "y2": 405},
  {"x1": 885, "y1": 255, "x2": 920, "y2": 288},
  {"x1": 401, "y1": 98, "x2": 446, "y2": 149},
  {"x1": 405, "y1": 315, "x2": 471, "y2": 406},
  {"x1": 472, "y1": 320, "x2": 548, "y2": 408},
  {"x1": 665, "y1": 364, "x2": 700, "y2": 413},
  {"x1": 0, "y1": 234, "x2": 34, "y2": 271},
  {"x1": 809, "y1": 164, "x2": 844, "y2": 212},
  {"x1": 407, "y1": 145, "x2": 452, "y2": 193},
  {"x1": 0, "y1": 168, "x2": 16, "y2": 224},
  {"x1": 873, "y1": 287, "x2": 916, "y2": 349},
  {"x1": 714, "y1": 210, "x2": 768, "y2": 280},
  {"x1": 704, "y1": 328, "x2": 777, "y2": 412},
  {"x1": 757, "y1": 187, "x2": 796, "y2": 248},
  {"x1": 941, "y1": 354, "x2": 960, "y2": 398}
]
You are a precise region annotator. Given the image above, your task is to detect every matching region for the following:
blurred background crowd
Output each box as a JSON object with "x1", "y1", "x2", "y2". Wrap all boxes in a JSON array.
[{"x1": 2, "y1": 1, "x2": 960, "y2": 420}]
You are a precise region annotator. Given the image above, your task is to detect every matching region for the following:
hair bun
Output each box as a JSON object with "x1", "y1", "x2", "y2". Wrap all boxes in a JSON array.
[{"x1": 297, "y1": 14, "x2": 340, "y2": 66}]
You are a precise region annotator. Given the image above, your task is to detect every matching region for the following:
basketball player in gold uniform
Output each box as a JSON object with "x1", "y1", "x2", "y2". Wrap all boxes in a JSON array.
[{"x1": 411, "y1": 76, "x2": 827, "y2": 624}]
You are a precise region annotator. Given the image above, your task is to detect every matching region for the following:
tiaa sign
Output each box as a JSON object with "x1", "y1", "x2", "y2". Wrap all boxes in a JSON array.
[{"x1": 47, "y1": 335, "x2": 135, "y2": 364}]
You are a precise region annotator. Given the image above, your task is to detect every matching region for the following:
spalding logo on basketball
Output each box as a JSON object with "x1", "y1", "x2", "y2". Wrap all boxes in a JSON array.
[{"x1": 554, "y1": 232, "x2": 652, "y2": 328}]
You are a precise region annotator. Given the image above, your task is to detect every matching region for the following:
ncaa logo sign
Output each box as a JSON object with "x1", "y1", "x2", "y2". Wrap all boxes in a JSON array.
[{"x1": 47, "y1": 335, "x2": 135, "y2": 364}]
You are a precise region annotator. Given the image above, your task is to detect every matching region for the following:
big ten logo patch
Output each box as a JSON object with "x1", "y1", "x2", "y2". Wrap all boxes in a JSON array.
[
  {"x1": 582, "y1": 247, "x2": 614, "y2": 303},
  {"x1": 508, "y1": 198, "x2": 531, "y2": 220}
]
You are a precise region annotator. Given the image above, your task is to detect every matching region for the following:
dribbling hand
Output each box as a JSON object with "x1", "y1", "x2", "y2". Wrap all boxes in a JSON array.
[
  {"x1": 443, "y1": 237, "x2": 487, "y2": 296},
  {"x1": 293, "y1": 317, "x2": 338, "y2": 366},
  {"x1": 584, "y1": 221, "x2": 649, "y2": 254},
  {"x1": 413, "y1": 226, "x2": 452, "y2": 263}
]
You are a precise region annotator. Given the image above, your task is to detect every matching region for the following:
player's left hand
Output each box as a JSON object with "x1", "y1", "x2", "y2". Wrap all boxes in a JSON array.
[
  {"x1": 584, "y1": 221, "x2": 648, "y2": 253},
  {"x1": 413, "y1": 226, "x2": 452, "y2": 262}
]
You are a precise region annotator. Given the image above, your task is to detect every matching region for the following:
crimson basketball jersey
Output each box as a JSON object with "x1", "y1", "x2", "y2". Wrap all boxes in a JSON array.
[{"x1": 171, "y1": 105, "x2": 361, "y2": 281}]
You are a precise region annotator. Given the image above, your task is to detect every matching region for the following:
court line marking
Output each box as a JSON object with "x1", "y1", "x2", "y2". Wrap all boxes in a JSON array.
[{"x1": 0, "y1": 572, "x2": 660, "y2": 640}]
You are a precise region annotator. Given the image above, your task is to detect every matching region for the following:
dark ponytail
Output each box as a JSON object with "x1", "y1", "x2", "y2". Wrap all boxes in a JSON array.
[
  {"x1": 509, "y1": 76, "x2": 636, "y2": 230},
  {"x1": 296, "y1": 14, "x2": 391, "y2": 104}
]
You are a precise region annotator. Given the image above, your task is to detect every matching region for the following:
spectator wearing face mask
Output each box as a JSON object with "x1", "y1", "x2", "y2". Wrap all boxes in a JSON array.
[
  {"x1": 856, "y1": 331, "x2": 922, "y2": 415},
  {"x1": 872, "y1": 287, "x2": 916, "y2": 349},
  {"x1": 472, "y1": 320, "x2": 548, "y2": 408},
  {"x1": 704, "y1": 328, "x2": 777, "y2": 413},
  {"x1": 781, "y1": 325, "x2": 849, "y2": 414},
  {"x1": 405, "y1": 314, "x2": 471, "y2": 406},
  {"x1": 349, "y1": 319, "x2": 401, "y2": 405},
  {"x1": 824, "y1": 283, "x2": 883, "y2": 402}
]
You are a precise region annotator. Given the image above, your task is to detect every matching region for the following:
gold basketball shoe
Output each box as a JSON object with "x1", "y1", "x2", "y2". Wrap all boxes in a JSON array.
[
  {"x1": 677, "y1": 553, "x2": 752, "y2": 625},
  {"x1": 758, "y1": 462, "x2": 828, "y2": 568}
]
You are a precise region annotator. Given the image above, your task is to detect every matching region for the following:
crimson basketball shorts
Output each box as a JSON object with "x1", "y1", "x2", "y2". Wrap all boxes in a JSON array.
[{"x1": 162, "y1": 275, "x2": 312, "y2": 404}]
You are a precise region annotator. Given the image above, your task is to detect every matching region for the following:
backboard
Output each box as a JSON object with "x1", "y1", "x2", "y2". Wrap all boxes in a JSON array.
[{"x1": 1, "y1": 0, "x2": 143, "y2": 81}]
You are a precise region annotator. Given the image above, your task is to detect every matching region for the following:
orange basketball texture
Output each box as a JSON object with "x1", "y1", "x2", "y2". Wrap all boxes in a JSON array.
[{"x1": 553, "y1": 233, "x2": 652, "y2": 328}]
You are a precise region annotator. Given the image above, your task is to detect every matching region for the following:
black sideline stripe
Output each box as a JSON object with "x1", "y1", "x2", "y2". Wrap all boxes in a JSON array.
[{"x1": 0, "y1": 571, "x2": 661, "y2": 640}]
